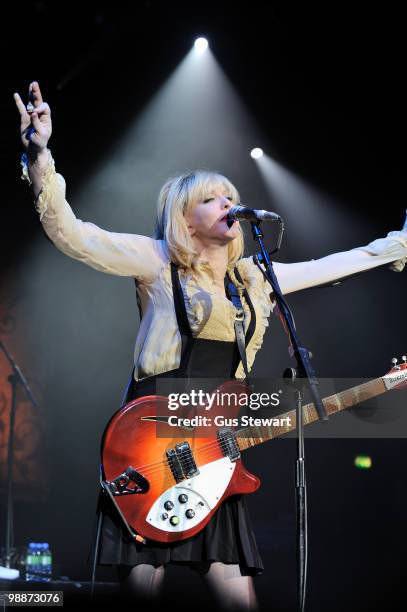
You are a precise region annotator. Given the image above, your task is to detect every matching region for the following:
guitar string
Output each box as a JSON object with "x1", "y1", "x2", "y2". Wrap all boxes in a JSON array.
[
  {"x1": 106, "y1": 423, "x2": 242, "y2": 474},
  {"x1": 107, "y1": 405, "x2": 289, "y2": 476},
  {"x1": 109, "y1": 431, "x2": 264, "y2": 481},
  {"x1": 129, "y1": 434, "x2": 243, "y2": 472},
  {"x1": 110, "y1": 437, "x2": 233, "y2": 479},
  {"x1": 119, "y1": 381, "x2": 367, "y2": 476},
  {"x1": 138, "y1": 450, "x2": 227, "y2": 485},
  {"x1": 111, "y1": 448, "x2": 223, "y2": 488},
  {"x1": 136, "y1": 421, "x2": 282, "y2": 474},
  {"x1": 124, "y1": 391, "x2": 376, "y2": 479},
  {"x1": 118, "y1": 371, "x2": 322, "y2": 475},
  {"x1": 117, "y1": 447, "x2": 235, "y2": 489},
  {"x1": 111, "y1": 429, "x2": 274, "y2": 488},
  {"x1": 115, "y1": 384, "x2": 263, "y2": 475},
  {"x1": 108, "y1": 380, "x2": 393, "y2": 485},
  {"x1": 136, "y1": 443, "x2": 231, "y2": 477}
]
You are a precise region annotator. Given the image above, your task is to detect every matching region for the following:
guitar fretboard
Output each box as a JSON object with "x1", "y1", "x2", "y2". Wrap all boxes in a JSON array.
[{"x1": 236, "y1": 377, "x2": 386, "y2": 450}]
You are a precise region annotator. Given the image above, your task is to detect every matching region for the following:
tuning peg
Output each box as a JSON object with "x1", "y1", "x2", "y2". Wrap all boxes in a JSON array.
[
  {"x1": 402, "y1": 356, "x2": 407, "y2": 363},
  {"x1": 391, "y1": 357, "x2": 400, "y2": 370}
]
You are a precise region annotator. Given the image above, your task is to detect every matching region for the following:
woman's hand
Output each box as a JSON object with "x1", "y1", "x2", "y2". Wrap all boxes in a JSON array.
[{"x1": 13, "y1": 81, "x2": 52, "y2": 154}]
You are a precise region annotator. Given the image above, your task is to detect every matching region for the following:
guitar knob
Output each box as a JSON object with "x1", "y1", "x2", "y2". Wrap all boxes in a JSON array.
[
  {"x1": 161, "y1": 513, "x2": 168, "y2": 520},
  {"x1": 164, "y1": 500, "x2": 174, "y2": 511},
  {"x1": 185, "y1": 509, "x2": 195, "y2": 519},
  {"x1": 178, "y1": 494, "x2": 188, "y2": 503},
  {"x1": 170, "y1": 516, "x2": 180, "y2": 526}
]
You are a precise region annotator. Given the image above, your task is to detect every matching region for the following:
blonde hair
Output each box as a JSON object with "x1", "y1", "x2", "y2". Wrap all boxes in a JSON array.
[{"x1": 154, "y1": 170, "x2": 245, "y2": 269}]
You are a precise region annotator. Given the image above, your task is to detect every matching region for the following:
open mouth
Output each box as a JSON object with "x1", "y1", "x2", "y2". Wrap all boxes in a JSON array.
[
  {"x1": 218, "y1": 213, "x2": 236, "y2": 228},
  {"x1": 219, "y1": 213, "x2": 234, "y2": 222}
]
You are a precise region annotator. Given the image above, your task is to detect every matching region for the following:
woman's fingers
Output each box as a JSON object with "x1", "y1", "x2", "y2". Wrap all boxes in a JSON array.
[
  {"x1": 30, "y1": 112, "x2": 42, "y2": 132},
  {"x1": 13, "y1": 92, "x2": 29, "y2": 120},
  {"x1": 29, "y1": 101, "x2": 51, "y2": 117},
  {"x1": 14, "y1": 83, "x2": 47, "y2": 119},
  {"x1": 14, "y1": 82, "x2": 51, "y2": 150},
  {"x1": 28, "y1": 81, "x2": 43, "y2": 107}
]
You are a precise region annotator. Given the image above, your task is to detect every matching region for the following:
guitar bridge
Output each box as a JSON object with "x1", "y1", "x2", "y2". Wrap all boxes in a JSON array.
[{"x1": 106, "y1": 466, "x2": 149, "y2": 495}]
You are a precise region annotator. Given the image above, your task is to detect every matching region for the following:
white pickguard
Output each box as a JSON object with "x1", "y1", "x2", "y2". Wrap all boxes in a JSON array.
[{"x1": 146, "y1": 457, "x2": 235, "y2": 532}]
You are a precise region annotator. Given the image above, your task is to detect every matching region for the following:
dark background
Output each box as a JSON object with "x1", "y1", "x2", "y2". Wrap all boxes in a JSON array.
[{"x1": 1, "y1": 2, "x2": 406, "y2": 611}]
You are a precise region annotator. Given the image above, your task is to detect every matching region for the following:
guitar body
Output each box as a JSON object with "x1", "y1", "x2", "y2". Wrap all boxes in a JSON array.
[{"x1": 101, "y1": 380, "x2": 260, "y2": 543}]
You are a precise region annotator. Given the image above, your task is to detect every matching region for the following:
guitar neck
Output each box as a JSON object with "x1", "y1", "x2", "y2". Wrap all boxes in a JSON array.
[{"x1": 236, "y1": 376, "x2": 387, "y2": 451}]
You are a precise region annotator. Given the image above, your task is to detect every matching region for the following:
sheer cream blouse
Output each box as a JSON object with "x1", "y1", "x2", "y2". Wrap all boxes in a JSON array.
[{"x1": 21, "y1": 150, "x2": 407, "y2": 381}]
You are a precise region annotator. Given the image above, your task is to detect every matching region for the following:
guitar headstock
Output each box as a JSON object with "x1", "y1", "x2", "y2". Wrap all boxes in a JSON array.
[{"x1": 383, "y1": 356, "x2": 407, "y2": 390}]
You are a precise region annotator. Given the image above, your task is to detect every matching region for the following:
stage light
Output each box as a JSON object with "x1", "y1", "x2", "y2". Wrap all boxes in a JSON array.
[
  {"x1": 251, "y1": 147, "x2": 263, "y2": 159},
  {"x1": 194, "y1": 38, "x2": 209, "y2": 53},
  {"x1": 354, "y1": 455, "x2": 372, "y2": 469}
]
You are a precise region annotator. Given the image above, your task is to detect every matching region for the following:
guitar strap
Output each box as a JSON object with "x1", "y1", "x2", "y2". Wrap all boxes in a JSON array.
[
  {"x1": 225, "y1": 270, "x2": 250, "y2": 381},
  {"x1": 120, "y1": 264, "x2": 254, "y2": 405},
  {"x1": 170, "y1": 262, "x2": 253, "y2": 381}
]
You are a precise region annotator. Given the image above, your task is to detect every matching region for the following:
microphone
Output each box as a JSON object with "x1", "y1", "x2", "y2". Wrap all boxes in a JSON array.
[{"x1": 226, "y1": 204, "x2": 282, "y2": 223}]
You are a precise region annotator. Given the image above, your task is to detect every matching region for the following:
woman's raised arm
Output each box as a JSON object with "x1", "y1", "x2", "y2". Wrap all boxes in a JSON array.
[
  {"x1": 14, "y1": 82, "x2": 165, "y2": 283},
  {"x1": 14, "y1": 81, "x2": 52, "y2": 199}
]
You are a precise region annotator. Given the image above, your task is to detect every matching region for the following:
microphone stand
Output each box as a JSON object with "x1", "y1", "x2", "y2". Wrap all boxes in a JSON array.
[
  {"x1": 0, "y1": 341, "x2": 37, "y2": 572},
  {"x1": 250, "y1": 219, "x2": 328, "y2": 612},
  {"x1": 249, "y1": 208, "x2": 407, "y2": 610}
]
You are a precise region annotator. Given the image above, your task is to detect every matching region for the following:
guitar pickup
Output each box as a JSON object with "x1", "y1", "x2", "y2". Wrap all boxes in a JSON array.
[
  {"x1": 166, "y1": 448, "x2": 185, "y2": 483},
  {"x1": 175, "y1": 441, "x2": 199, "y2": 478},
  {"x1": 218, "y1": 428, "x2": 240, "y2": 461},
  {"x1": 167, "y1": 442, "x2": 199, "y2": 482}
]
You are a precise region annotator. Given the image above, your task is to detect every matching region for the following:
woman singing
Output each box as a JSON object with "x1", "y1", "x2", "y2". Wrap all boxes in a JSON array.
[{"x1": 14, "y1": 81, "x2": 407, "y2": 611}]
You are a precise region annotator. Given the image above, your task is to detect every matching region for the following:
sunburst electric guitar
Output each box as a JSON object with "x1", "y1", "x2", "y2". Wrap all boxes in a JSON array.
[{"x1": 100, "y1": 357, "x2": 407, "y2": 544}]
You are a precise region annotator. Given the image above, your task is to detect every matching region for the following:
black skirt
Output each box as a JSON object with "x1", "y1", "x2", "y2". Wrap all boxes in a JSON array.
[{"x1": 95, "y1": 489, "x2": 263, "y2": 576}]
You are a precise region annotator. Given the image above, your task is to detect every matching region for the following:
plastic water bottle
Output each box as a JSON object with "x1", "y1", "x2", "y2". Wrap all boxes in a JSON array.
[
  {"x1": 25, "y1": 543, "x2": 35, "y2": 581},
  {"x1": 26, "y1": 543, "x2": 42, "y2": 581},
  {"x1": 40, "y1": 543, "x2": 52, "y2": 582},
  {"x1": 36, "y1": 543, "x2": 45, "y2": 580},
  {"x1": 32, "y1": 543, "x2": 42, "y2": 581}
]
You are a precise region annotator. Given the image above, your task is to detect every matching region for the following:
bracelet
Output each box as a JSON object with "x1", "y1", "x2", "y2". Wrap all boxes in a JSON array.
[
  {"x1": 20, "y1": 152, "x2": 32, "y2": 186},
  {"x1": 20, "y1": 149, "x2": 51, "y2": 185},
  {"x1": 20, "y1": 149, "x2": 52, "y2": 204}
]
